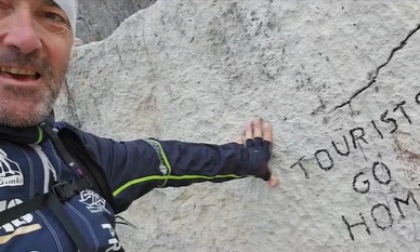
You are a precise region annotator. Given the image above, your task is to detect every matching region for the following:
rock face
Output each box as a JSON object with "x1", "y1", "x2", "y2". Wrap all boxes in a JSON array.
[
  {"x1": 76, "y1": 0, "x2": 156, "y2": 42},
  {"x1": 56, "y1": 0, "x2": 420, "y2": 251}
]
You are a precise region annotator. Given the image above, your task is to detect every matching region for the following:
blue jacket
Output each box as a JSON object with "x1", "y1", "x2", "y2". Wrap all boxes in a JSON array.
[{"x1": 0, "y1": 121, "x2": 269, "y2": 251}]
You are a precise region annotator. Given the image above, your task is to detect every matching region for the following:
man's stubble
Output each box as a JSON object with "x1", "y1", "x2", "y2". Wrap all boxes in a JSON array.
[{"x1": 0, "y1": 48, "x2": 68, "y2": 127}]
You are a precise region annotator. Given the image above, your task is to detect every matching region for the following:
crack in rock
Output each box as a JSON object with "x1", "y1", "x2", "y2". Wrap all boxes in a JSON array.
[{"x1": 332, "y1": 23, "x2": 420, "y2": 112}]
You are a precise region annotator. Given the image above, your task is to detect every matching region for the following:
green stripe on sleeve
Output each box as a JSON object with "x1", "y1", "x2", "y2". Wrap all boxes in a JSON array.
[{"x1": 113, "y1": 174, "x2": 243, "y2": 197}]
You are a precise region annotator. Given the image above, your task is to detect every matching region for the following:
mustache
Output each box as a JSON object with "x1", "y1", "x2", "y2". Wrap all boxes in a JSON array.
[{"x1": 0, "y1": 48, "x2": 53, "y2": 77}]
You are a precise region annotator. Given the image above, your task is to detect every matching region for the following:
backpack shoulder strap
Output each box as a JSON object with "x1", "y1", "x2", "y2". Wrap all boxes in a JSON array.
[{"x1": 57, "y1": 126, "x2": 117, "y2": 213}]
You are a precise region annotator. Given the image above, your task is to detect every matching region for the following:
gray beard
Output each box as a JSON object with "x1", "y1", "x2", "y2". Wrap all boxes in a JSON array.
[
  {"x1": 0, "y1": 83, "x2": 62, "y2": 128},
  {"x1": 0, "y1": 47, "x2": 69, "y2": 128}
]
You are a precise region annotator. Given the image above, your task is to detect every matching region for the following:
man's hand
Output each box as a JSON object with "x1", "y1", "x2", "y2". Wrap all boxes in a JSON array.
[{"x1": 237, "y1": 118, "x2": 278, "y2": 187}]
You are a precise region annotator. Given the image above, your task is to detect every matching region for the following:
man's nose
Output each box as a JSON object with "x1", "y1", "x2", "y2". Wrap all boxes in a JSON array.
[{"x1": 3, "y1": 13, "x2": 42, "y2": 54}]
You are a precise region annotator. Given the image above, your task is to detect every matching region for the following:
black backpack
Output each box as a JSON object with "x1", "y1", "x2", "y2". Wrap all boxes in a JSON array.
[{"x1": 0, "y1": 123, "x2": 124, "y2": 252}]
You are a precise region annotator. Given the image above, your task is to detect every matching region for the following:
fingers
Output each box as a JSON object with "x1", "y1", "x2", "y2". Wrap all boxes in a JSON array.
[
  {"x1": 253, "y1": 118, "x2": 262, "y2": 138},
  {"x1": 246, "y1": 118, "x2": 272, "y2": 141},
  {"x1": 245, "y1": 121, "x2": 254, "y2": 147},
  {"x1": 243, "y1": 118, "x2": 273, "y2": 147},
  {"x1": 268, "y1": 174, "x2": 278, "y2": 187},
  {"x1": 245, "y1": 121, "x2": 253, "y2": 139},
  {"x1": 263, "y1": 121, "x2": 272, "y2": 143}
]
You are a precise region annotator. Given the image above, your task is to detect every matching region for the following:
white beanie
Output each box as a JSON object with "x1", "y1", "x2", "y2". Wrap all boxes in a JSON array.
[{"x1": 53, "y1": 0, "x2": 78, "y2": 35}]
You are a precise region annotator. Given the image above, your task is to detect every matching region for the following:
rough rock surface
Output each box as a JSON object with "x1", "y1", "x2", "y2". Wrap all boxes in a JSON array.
[
  {"x1": 56, "y1": 0, "x2": 420, "y2": 251},
  {"x1": 76, "y1": 0, "x2": 156, "y2": 42}
]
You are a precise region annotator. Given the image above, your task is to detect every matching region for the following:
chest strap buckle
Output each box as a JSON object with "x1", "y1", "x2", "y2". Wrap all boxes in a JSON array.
[{"x1": 51, "y1": 176, "x2": 93, "y2": 201}]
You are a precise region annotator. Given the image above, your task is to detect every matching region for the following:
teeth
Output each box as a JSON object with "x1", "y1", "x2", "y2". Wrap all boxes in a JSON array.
[{"x1": 0, "y1": 67, "x2": 37, "y2": 76}]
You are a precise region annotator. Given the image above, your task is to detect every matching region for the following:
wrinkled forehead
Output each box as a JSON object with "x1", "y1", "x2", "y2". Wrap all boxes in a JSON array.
[{"x1": 51, "y1": 0, "x2": 78, "y2": 35}]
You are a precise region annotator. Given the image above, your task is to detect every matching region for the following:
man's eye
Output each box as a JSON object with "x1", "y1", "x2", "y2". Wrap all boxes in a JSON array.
[{"x1": 44, "y1": 12, "x2": 65, "y2": 22}]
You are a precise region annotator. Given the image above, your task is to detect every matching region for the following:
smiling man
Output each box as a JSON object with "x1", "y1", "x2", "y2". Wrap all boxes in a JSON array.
[
  {"x1": 0, "y1": 0, "x2": 277, "y2": 251},
  {"x1": 0, "y1": 0, "x2": 72, "y2": 127}
]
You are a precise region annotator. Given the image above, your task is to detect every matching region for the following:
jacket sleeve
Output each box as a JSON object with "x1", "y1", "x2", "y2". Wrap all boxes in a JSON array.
[{"x1": 73, "y1": 129, "x2": 266, "y2": 212}]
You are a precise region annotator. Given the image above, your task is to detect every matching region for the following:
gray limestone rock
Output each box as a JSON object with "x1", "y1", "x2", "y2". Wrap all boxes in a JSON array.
[
  {"x1": 76, "y1": 0, "x2": 156, "y2": 42},
  {"x1": 56, "y1": 0, "x2": 420, "y2": 251}
]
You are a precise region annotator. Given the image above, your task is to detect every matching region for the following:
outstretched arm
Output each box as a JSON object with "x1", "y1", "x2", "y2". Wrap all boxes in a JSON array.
[{"x1": 75, "y1": 119, "x2": 277, "y2": 212}]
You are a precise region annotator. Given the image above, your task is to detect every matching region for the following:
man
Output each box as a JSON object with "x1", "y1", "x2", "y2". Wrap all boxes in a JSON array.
[{"x1": 0, "y1": 0, "x2": 277, "y2": 251}]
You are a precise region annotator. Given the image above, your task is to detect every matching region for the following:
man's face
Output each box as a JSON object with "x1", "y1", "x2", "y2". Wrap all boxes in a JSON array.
[{"x1": 0, "y1": 0, "x2": 73, "y2": 127}]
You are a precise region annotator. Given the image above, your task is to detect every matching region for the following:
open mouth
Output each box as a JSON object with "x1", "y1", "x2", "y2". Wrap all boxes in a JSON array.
[{"x1": 0, "y1": 67, "x2": 41, "y2": 81}]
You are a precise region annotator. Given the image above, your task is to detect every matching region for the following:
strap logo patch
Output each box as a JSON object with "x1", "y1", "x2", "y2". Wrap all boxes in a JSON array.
[
  {"x1": 0, "y1": 149, "x2": 24, "y2": 187},
  {"x1": 79, "y1": 189, "x2": 110, "y2": 214},
  {"x1": 0, "y1": 198, "x2": 40, "y2": 244}
]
